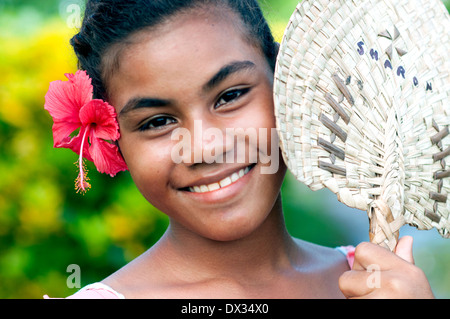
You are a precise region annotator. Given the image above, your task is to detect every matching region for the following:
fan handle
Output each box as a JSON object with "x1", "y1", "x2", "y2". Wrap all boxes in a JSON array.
[{"x1": 368, "y1": 200, "x2": 403, "y2": 251}]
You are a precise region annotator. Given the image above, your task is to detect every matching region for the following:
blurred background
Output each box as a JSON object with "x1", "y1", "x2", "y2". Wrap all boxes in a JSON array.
[{"x1": 0, "y1": 0, "x2": 449, "y2": 299}]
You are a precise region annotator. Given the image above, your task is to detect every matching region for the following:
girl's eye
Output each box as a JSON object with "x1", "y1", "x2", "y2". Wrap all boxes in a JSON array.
[
  {"x1": 215, "y1": 87, "x2": 250, "y2": 109},
  {"x1": 139, "y1": 116, "x2": 176, "y2": 131}
]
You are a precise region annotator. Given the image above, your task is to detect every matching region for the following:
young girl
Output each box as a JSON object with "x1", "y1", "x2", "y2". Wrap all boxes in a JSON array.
[{"x1": 45, "y1": 0, "x2": 434, "y2": 299}]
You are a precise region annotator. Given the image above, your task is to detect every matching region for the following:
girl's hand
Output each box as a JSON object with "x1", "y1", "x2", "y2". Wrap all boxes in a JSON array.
[{"x1": 339, "y1": 236, "x2": 435, "y2": 299}]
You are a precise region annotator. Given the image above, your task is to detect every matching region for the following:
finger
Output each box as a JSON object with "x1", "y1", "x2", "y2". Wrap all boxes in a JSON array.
[
  {"x1": 339, "y1": 270, "x2": 375, "y2": 298},
  {"x1": 350, "y1": 242, "x2": 373, "y2": 271},
  {"x1": 350, "y1": 242, "x2": 374, "y2": 271},
  {"x1": 353, "y1": 241, "x2": 398, "y2": 270},
  {"x1": 394, "y1": 236, "x2": 414, "y2": 264},
  {"x1": 350, "y1": 255, "x2": 365, "y2": 271},
  {"x1": 355, "y1": 240, "x2": 409, "y2": 270}
]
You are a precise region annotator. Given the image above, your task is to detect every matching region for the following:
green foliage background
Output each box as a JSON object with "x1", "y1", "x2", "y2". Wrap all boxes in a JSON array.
[{"x1": 0, "y1": 0, "x2": 449, "y2": 298}]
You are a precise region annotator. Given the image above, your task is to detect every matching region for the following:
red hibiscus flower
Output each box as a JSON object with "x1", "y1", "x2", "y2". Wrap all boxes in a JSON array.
[{"x1": 44, "y1": 70, "x2": 128, "y2": 193}]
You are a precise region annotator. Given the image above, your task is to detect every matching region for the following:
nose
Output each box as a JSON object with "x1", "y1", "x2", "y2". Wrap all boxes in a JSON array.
[
  {"x1": 192, "y1": 119, "x2": 235, "y2": 164},
  {"x1": 170, "y1": 118, "x2": 234, "y2": 166}
]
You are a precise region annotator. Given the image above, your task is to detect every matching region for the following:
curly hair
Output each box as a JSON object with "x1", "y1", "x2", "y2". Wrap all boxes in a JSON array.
[{"x1": 70, "y1": 0, "x2": 278, "y2": 100}]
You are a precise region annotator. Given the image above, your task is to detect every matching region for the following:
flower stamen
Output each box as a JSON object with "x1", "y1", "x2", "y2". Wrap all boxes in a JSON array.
[{"x1": 75, "y1": 126, "x2": 92, "y2": 194}]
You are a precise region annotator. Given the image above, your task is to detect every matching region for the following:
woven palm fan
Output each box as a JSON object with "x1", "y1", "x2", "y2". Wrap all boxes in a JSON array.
[{"x1": 274, "y1": 0, "x2": 450, "y2": 251}]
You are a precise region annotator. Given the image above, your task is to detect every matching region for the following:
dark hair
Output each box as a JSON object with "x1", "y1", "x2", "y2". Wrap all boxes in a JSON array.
[{"x1": 70, "y1": 0, "x2": 278, "y2": 100}]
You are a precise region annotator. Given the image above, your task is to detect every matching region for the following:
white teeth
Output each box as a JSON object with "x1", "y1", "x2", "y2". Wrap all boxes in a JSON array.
[
  {"x1": 219, "y1": 177, "x2": 232, "y2": 188},
  {"x1": 188, "y1": 166, "x2": 252, "y2": 193},
  {"x1": 208, "y1": 183, "x2": 220, "y2": 192}
]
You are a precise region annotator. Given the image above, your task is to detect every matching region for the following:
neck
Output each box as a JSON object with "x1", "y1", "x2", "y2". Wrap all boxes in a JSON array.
[{"x1": 154, "y1": 195, "x2": 298, "y2": 284}]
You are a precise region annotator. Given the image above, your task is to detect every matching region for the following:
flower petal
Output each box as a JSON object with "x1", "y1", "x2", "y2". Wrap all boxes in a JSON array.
[
  {"x1": 51, "y1": 120, "x2": 80, "y2": 148},
  {"x1": 79, "y1": 100, "x2": 120, "y2": 141},
  {"x1": 80, "y1": 100, "x2": 128, "y2": 176},
  {"x1": 65, "y1": 70, "x2": 93, "y2": 107},
  {"x1": 44, "y1": 70, "x2": 92, "y2": 123},
  {"x1": 88, "y1": 137, "x2": 128, "y2": 176}
]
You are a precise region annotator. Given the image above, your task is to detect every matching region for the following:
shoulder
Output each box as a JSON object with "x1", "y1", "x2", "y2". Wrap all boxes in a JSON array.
[
  {"x1": 293, "y1": 238, "x2": 353, "y2": 280},
  {"x1": 294, "y1": 238, "x2": 353, "y2": 269},
  {"x1": 289, "y1": 239, "x2": 353, "y2": 298}
]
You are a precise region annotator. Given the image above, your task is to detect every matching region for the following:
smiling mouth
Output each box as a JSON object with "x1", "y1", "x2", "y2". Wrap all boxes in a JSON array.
[{"x1": 182, "y1": 164, "x2": 256, "y2": 193}]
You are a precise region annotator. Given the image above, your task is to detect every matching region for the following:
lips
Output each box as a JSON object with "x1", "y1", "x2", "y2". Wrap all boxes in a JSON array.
[{"x1": 180, "y1": 164, "x2": 256, "y2": 193}]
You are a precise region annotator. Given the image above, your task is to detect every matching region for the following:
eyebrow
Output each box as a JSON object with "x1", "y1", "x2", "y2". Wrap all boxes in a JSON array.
[
  {"x1": 203, "y1": 60, "x2": 256, "y2": 92},
  {"x1": 119, "y1": 60, "x2": 256, "y2": 117},
  {"x1": 119, "y1": 97, "x2": 172, "y2": 117}
]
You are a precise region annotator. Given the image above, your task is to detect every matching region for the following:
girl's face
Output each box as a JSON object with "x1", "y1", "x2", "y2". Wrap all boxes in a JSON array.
[{"x1": 107, "y1": 10, "x2": 286, "y2": 241}]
